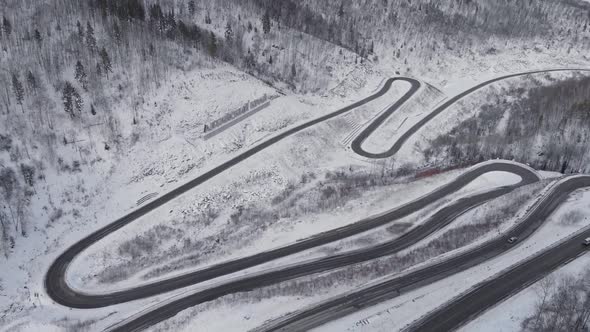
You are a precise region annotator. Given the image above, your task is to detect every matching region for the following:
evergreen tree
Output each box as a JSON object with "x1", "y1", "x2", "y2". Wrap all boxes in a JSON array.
[
  {"x1": 12, "y1": 74, "x2": 24, "y2": 110},
  {"x1": 205, "y1": 11, "x2": 212, "y2": 24},
  {"x1": 90, "y1": 103, "x2": 96, "y2": 115},
  {"x1": 26, "y1": 71, "x2": 37, "y2": 92},
  {"x1": 33, "y1": 29, "x2": 42, "y2": 46},
  {"x1": 189, "y1": 26, "x2": 201, "y2": 49},
  {"x1": 165, "y1": 11, "x2": 177, "y2": 37},
  {"x1": 113, "y1": 22, "x2": 122, "y2": 46},
  {"x1": 62, "y1": 81, "x2": 83, "y2": 115},
  {"x1": 225, "y1": 22, "x2": 233, "y2": 42},
  {"x1": 178, "y1": 20, "x2": 189, "y2": 39},
  {"x1": 149, "y1": 3, "x2": 164, "y2": 30},
  {"x1": 86, "y1": 22, "x2": 97, "y2": 52},
  {"x1": 72, "y1": 88, "x2": 83, "y2": 113},
  {"x1": 127, "y1": 0, "x2": 146, "y2": 21},
  {"x1": 75, "y1": 60, "x2": 87, "y2": 90},
  {"x1": 188, "y1": 0, "x2": 196, "y2": 16},
  {"x1": 262, "y1": 10, "x2": 271, "y2": 34},
  {"x1": 100, "y1": 48, "x2": 112, "y2": 78},
  {"x1": 96, "y1": 62, "x2": 102, "y2": 77},
  {"x1": 62, "y1": 82, "x2": 75, "y2": 117},
  {"x1": 291, "y1": 63, "x2": 297, "y2": 78},
  {"x1": 268, "y1": 55, "x2": 273, "y2": 64},
  {"x1": 2, "y1": 16, "x2": 11, "y2": 37},
  {"x1": 20, "y1": 164, "x2": 35, "y2": 187},
  {"x1": 208, "y1": 32, "x2": 217, "y2": 56},
  {"x1": 338, "y1": 1, "x2": 345, "y2": 17},
  {"x1": 244, "y1": 52, "x2": 255, "y2": 68},
  {"x1": 76, "y1": 21, "x2": 84, "y2": 39}
]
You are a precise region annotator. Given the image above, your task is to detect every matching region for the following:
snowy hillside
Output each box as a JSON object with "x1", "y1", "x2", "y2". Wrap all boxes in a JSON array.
[{"x1": 3, "y1": 1, "x2": 590, "y2": 332}]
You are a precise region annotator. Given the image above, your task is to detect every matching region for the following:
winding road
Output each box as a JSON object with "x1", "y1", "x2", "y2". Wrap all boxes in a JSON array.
[
  {"x1": 44, "y1": 68, "x2": 590, "y2": 332},
  {"x1": 255, "y1": 176, "x2": 590, "y2": 332}
]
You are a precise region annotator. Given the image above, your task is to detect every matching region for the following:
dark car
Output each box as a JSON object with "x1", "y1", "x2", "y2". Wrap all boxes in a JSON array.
[{"x1": 507, "y1": 236, "x2": 518, "y2": 244}]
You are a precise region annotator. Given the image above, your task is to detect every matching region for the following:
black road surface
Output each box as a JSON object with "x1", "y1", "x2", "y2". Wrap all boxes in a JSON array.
[
  {"x1": 255, "y1": 176, "x2": 590, "y2": 332},
  {"x1": 43, "y1": 69, "x2": 590, "y2": 332},
  {"x1": 352, "y1": 69, "x2": 590, "y2": 159},
  {"x1": 406, "y1": 179, "x2": 590, "y2": 332},
  {"x1": 108, "y1": 163, "x2": 538, "y2": 331},
  {"x1": 46, "y1": 77, "x2": 421, "y2": 308}
]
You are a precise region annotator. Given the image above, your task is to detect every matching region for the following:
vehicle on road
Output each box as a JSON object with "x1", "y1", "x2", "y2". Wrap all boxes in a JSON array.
[
  {"x1": 583, "y1": 238, "x2": 590, "y2": 246},
  {"x1": 507, "y1": 236, "x2": 518, "y2": 244}
]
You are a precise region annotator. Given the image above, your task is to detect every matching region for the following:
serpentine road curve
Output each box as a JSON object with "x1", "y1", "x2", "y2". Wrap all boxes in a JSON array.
[
  {"x1": 254, "y1": 176, "x2": 590, "y2": 332},
  {"x1": 44, "y1": 69, "x2": 590, "y2": 331}
]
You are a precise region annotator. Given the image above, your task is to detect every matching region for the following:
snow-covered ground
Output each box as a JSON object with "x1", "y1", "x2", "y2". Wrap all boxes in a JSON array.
[
  {"x1": 396, "y1": 70, "x2": 586, "y2": 165},
  {"x1": 3, "y1": 18, "x2": 590, "y2": 332},
  {"x1": 461, "y1": 253, "x2": 590, "y2": 332},
  {"x1": 115, "y1": 168, "x2": 551, "y2": 332},
  {"x1": 316, "y1": 185, "x2": 590, "y2": 332},
  {"x1": 0, "y1": 58, "x2": 394, "y2": 330}
]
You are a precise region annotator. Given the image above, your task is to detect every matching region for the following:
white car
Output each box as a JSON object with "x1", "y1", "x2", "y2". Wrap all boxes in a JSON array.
[
  {"x1": 583, "y1": 238, "x2": 590, "y2": 246},
  {"x1": 507, "y1": 236, "x2": 518, "y2": 244}
]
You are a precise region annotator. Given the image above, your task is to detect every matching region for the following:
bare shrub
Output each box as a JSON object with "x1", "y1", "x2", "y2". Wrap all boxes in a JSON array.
[
  {"x1": 425, "y1": 76, "x2": 590, "y2": 174},
  {"x1": 560, "y1": 210, "x2": 585, "y2": 226},
  {"x1": 0, "y1": 135, "x2": 11, "y2": 152},
  {"x1": 522, "y1": 271, "x2": 590, "y2": 332},
  {"x1": 241, "y1": 183, "x2": 541, "y2": 301}
]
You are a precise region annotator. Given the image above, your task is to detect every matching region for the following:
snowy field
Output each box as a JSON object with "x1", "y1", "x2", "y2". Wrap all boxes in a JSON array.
[{"x1": 3, "y1": 9, "x2": 590, "y2": 331}]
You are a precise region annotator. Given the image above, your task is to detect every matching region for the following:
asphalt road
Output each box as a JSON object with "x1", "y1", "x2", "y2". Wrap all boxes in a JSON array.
[
  {"x1": 353, "y1": 68, "x2": 590, "y2": 159},
  {"x1": 107, "y1": 163, "x2": 538, "y2": 331},
  {"x1": 406, "y1": 179, "x2": 590, "y2": 332},
  {"x1": 44, "y1": 68, "x2": 590, "y2": 332},
  {"x1": 254, "y1": 176, "x2": 590, "y2": 332},
  {"x1": 45, "y1": 77, "x2": 421, "y2": 308}
]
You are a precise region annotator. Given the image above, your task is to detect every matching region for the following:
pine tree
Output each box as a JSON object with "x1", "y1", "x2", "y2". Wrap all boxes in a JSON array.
[
  {"x1": 178, "y1": 20, "x2": 189, "y2": 39},
  {"x1": 26, "y1": 71, "x2": 37, "y2": 92},
  {"x1": 100, "y1": 48, "x2": 112, "y2": 78},
  {"x1": 149, "y1": 4, "x2": 164, "y2": 30},
  {"x1": 2, "y1": 16, "x2": 11, "y2": 37},
  {"x1": 262, "y1": 10, "x2": 271, "y2": 34},
  {"x1": 268, "y1": 55, "x2": 273, "y2": 64},
  {"x1": 20, "y1": 164, "x2": 35, "y2": 187},
  {"x1": 127, "y1": 0, "x2": 146, "y2": 21},
  {"x1": 113, "y1": 22, "x2": 122, "y2": 46},
  {"x1": 34, "y1": 29, "x2": 43, "y2": 46},
  {"x1": 188, "y1": 0, "x2": 196, "y2": 16},
  {"x1": 189, "y1": 26, "x2": 201, "y2": 49},
  {"x1": 165, "y1": 11, "x2": 177, "y2": 37},
  {"x1": 76, "y1": 21, "x2": 84, "y2": 39},
  {"x1": 75, "y1": 60, "x2": 87, "y2": 90},
  {"x1": 291, "y1": 63, "x2": 297, "y2": 78},
  {"x1": 225, "y1": 22, "x2": 233, "y2": 42},
  {"x1": 338, "y1": 1, "x2": 345, "y2": 17},
  {"x1": 205, "y1": 11, "x2": 212, "y2": 24},
  {"x1": 96, "y1": 62, "x2": 102, "y2": 77},
  {"x1": 12, "y1": 74, "x2": 24, "y2": 110},
  {"x1": 208, "y1": 32, "x2": 217, "y2": 56},
  {"x1": 86, "y1": 22, "x2": 97, "y2": 52},
  {"x1": 72, "y1": 88, "x2": 83, "y2": 113},
  {"x1": 62, "y1": 82, "x2": 75, "y2": 117},
  {"x1": 90, "y1": 103, "x2": 96, "y2": 115}
]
